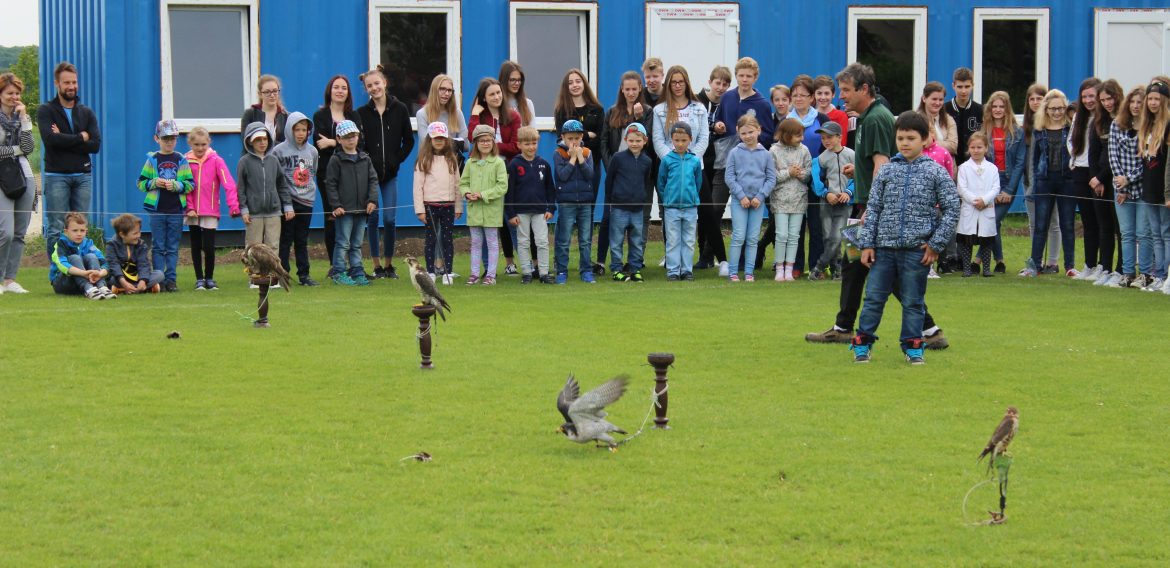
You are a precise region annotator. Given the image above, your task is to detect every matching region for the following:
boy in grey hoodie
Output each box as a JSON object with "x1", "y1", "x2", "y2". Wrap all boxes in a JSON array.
[
  {"x1": 237, "y1": 122, "x2": 293, "y2": 249},
  {"x1": 272, "y1": 112, "x2": 319, "y2": 285}
]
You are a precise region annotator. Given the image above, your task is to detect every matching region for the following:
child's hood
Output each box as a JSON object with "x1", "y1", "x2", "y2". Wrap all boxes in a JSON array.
[
  {"x1": 243, "y1": 121, "x2": 273, "y2": 158},
  {"x1": 734, "y1": 142, "x2": 768, "y2": 154},
  {"x1": 184, "y1": 148, "x2": 219, "y2": 164},
  {"x1": 282, "y1": 111, "x2": 313, "y2": 150}
]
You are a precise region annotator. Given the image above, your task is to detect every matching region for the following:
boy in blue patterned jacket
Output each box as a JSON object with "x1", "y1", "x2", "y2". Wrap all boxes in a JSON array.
[{"x1": 852, "y1": 112, "x2": 959, "y2": 365}]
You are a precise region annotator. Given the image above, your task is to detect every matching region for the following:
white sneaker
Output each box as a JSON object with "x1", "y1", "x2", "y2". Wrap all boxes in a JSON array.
[
  {"x1": 1144, "y1": 277, "x2": 1165, "y2": 292},
  {"x1": 717, "y1": 261, "x2": 729, "y2": 277},
  {"x1": 658, "y1": 257, "x2": 667, "y2": 267},
  {"x1": 447, "y1": 271, "x2": 460, "y2": 279},
  {"x1": 85, "y1": 287, "x2": 104, "y2": 300},
  {"x1": 1074, "y1": 264, "x2": 1094, "y2": 280},
  {"x1": 427, "y1": 272, "x2": 436, "y2": 282},
  {"x1": 271, "y1": 283, "x2": 281, "y2": 289},
  {"x1": 927, "y1": 267, "x2": 940, "y2": 279},
  {"x1": 1092, "y1": 270, "x2": 1113, "y2": 286},
  {"x1": 1103, "y1": 272, "x2": 1123, "y2": 287},
  {"x1": 98, "y1": 286, "x2": 117, "y2": 299},
  {"x1": 1163, "y1": 277, "x2": 1170, "y2": 294},
  {"x1": 249, "y1": 283, "x2": 260, "y2": 289},
  {"x1": 441, "y1": 274, "x2": 454, "y2": 285},
  {"x1": 2, "y1": 281, "x2": 27, "y2": 293}
]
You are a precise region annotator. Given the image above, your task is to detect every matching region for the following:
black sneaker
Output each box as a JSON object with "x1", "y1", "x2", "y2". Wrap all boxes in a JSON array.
[
  {"x1": 630, "y1": 271, "x2": 644, "y2": 282},
  {"x1": 504, "y1": 264, "x2": 520, "y2": 276},
  {"x1": 521, "y1": 274, "x2": 533, "y2": 284},
  {"x1": 591, "y1": 263, "x2": 606, "y2": 276},
  {"x1": 540, "y1": 274, "x2": 556, "y2": 284},
  {"x1": 300, "y1": 277, "x2": 320, "y2": 287},
  {"x1": 163, "y1": 282, "x2": 178, "y2": 293},
  {"x1": 666, "y1": 274, "x2": 680, "y2": 282},
  {"x1": 612, "y1": 271, "x2": 628, "y2": 282},
  {"x1": 994, "y1": 261, "x2": 1006, "y2": 274},
  {"x1": 373, "y1": 267, "x2": 387, "y2": 279},
  {"x1": 693, "y1": 259, "x2": 714, "y2": 270},
  {"x1": 682, "y1": 272, "x2": 695, "y2": 281},
  {"x1": 385, "y1": 265, "x2": 400, "y2": 279}
]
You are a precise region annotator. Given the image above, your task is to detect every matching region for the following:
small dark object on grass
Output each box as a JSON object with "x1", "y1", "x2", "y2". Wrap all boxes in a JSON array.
[
  {"x1": 987, "y1": 511, "x2": 1006, "y2": 524},
  {"x1": 166, "y1": 331, "x2": 181, "y2": 339},
  {"x1": 399, "y1": 452, "x2": 432, "y2": 463}
]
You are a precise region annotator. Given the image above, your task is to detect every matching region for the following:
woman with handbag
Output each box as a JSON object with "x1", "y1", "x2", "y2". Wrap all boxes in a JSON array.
[{"x1": 0, "y1": 72, "x2": 35, "y2": 294}]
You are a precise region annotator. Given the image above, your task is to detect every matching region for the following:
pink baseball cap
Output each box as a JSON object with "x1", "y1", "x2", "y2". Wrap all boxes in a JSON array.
[{"x1": 427, "y1": 121, "x2": 449, "y2": 139}]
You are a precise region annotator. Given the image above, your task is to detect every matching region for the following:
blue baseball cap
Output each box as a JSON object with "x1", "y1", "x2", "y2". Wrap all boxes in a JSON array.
[
  {"x1": 336, "y1": 120, "x2": 359, "y2": 138},
  {"x1": 624, "y1": 122, "x2": 648, "y2": 138},
  {"x1": 560, "y1": 119, "x2": 584, "y2": 134}
]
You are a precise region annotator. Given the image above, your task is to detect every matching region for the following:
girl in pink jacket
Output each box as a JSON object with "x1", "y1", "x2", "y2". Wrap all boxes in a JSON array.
[{"x1": 184, "y1": 126, "x2": 240, "y2": 290}]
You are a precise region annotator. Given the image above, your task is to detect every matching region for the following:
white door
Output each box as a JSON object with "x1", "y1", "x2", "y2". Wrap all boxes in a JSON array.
[
  {"x1": 645, "y1": 3, "x2": 739, "y2": 91},
  {"x1": 1095, "y1": 9, "x2": 1170, "y2": 91}
]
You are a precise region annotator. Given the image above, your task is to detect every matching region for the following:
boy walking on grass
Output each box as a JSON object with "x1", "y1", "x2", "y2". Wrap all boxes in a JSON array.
[
  {"x1": 106, "y1": 213, "x2": 163, "y2": 295},
  {"x1": 325, "y1": 120, "x2": 379, "y2": 286},
  {"x1": 49, "y1": 212, "x2": 115, "y2": 300},
  {"x1": 851, "y1": 111, "x2": 959, "y2": 365},
  {"x1": 136, "y1": 119, "x2": 193, "y2": 293}
]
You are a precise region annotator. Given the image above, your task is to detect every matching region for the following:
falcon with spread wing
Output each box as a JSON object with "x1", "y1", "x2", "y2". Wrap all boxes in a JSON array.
[
  {"x1": 406, "y1": 255, "x2": 450, "y2": 320},
  {"x1": 978, "y1": 406, "x2": 1019, "y2": 470},
  {"x1": 556, "y1": 374, "x2": 629, "y2": 451},
  {"x1": 241, "y1": 243, "x2": 292, "y2": 290}
]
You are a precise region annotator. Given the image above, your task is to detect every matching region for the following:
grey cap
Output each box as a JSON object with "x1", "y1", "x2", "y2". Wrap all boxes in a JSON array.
[
  {"x1": 669, "y1": 121, "x2": 692, "y2": 138},
  {"x1": 815, "y1": 121, "x2": 843, "y2": 136}
]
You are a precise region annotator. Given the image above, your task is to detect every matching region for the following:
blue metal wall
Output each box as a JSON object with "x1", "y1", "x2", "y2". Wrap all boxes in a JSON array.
[{"x1": 39, "y1": 0, "x2": 1168, "y2": 231}]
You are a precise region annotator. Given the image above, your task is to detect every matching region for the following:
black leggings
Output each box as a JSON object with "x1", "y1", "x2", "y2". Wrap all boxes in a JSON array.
[
  {"x1": 189, "y1": 226, "x2": 216, "y2": 280},
  {"x1": 424, "y1": 203, "x2": 455, "y2": 274},
  {"x1": 1072, "y1": 167, "x2": 1102, "y2": 268}
]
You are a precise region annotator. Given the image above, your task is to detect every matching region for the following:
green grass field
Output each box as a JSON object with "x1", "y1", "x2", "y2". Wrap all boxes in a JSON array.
[{"x1": 2, "y1": 235, "x2": 1169, "y2": 565}]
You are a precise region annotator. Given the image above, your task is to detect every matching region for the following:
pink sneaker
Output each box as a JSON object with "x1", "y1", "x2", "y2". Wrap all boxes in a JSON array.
[
  {"x1": 466, "y1": 275, "x2": 480, "y2": 285},
  {"x1": 745, "y1": 274, "x2": 755, "y2": 282},
  {"x1": 774, "y1": 271, "x2": 784, "y2": 282},
  {"x1": 482, "y1": 276, "x2": 496, "y2": 286},
  {"x1": 729, "y1": 274, "x2": 740, "y2": 282}
]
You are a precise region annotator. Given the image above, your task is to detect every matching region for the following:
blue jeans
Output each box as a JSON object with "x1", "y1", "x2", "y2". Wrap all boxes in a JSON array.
[
  {"x1": 1145, "y1": 204, "x2": 1170, "y2": 280},
  {"x1": 52, "y1": 253, "x2": 105, "y2": 294},
  {"x1": 555, "y1": 202, "x2": 593, "y2": 274},
  {"x1": 1030, "y1": 178, "x2": 1077, "y2": 269},
  {"x1": 42, "y1": 174, "x2": 92, "y2": 253},
  {"x1": 608, "y1": 207, "x2": 645, "y2": 272},
  {"x1": 858, "y1": 247, "x2": 930, "y2": 349},
  {"x1": 150, "y1": 213, "x2": 183, "y2": 284},
  {"x1": 367, "y1": 177, "x2": 397, "y2": 260},
  {"x1": 663, "y1": 207, "x2": 698, "y2": 276},
  {"x1": 1115, "y1": 199, "x2": 1152, "y2": 276},
  {"x1": 992, "y1": 170, "x2": 1019, "y2": 261},
  {"x1": 728, "y1": 201, "x2": 764, "y2": 275},
  {"x1": 333, "y1": 213, "x2": 369, "y2": 278}
]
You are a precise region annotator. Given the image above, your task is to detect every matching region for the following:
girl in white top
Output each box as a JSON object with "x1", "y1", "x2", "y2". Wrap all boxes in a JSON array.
[
  {"x1": 956, "y1": 132, "x2": 1000, "y2": 277},
  {"x1": 652, "y1": 65, "x2": 709, "y2": 160},
  {"x1": 415, "y1": 74, "x2": 468, "y2": 153}
]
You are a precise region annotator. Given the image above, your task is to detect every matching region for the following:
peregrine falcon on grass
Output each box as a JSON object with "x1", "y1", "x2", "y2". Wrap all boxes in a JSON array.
[
  {"x1": 556, "y1": 374, "x2": 629, "y2": 452},
  {"x1": 405, "y1": 255, "x2": 450, "y2": 321}
]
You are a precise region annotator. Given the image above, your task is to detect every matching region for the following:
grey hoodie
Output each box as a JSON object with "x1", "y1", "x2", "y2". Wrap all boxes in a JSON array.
[
  {"x1": 237, "y1": 122, "x2": 293, "y2": 217},
  {"x1": 271, "y1": 112, "x2": 319, "y2": 207}
]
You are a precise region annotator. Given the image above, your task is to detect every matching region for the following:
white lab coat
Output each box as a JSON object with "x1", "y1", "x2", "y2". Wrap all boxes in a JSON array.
[{"x1": 956, "y1": 159, "x2": 1000, "y2": 237}]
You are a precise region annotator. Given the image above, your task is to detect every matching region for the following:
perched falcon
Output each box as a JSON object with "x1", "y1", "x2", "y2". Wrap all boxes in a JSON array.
[
  {"x1": 556, "y1": 374, "x2": 629, "y2": 451},
  {"x1": 978, "y1": 406, "x2": 1019, "y2": 470},
  {"x1": 242, "y1": 243, "x2": 291, "y2": 291},
  {"x1": 405, "y1": 255, "x2": 450, "y2": 320}
]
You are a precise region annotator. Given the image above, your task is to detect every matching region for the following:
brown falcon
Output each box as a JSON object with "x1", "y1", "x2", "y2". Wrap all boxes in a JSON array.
[
  {"x1": 978, "y1": 406, "x2": 1019, "y2": 470},
  {"x1": 242, "y1": 243, "x2": 291, "y2": 291},
  {"x1": 405, "y1": 255, "x2": 450, "y2": 320}
]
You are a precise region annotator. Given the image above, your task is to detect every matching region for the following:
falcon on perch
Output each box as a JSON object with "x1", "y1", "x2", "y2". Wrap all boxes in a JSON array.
[
  {"x1": 405, "y1": 255, "x2": 450, "y2": 320},
  {"x1": 242, "y1": 243, "x2": 291, "y2": 290},
  {"x1": 978, "y1": 406, "x2": 1019, "y2": 470},
  {"x1": 556, "y1": 374, "x2": 629, "y2": 451}
]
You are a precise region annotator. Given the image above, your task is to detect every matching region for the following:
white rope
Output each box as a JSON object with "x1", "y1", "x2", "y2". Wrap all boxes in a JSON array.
[{"x1": 617, "y1": 382, "x2": 667, "y2": 446}]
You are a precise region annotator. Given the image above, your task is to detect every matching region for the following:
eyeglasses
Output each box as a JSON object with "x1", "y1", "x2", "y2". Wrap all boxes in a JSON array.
[
  {"x1": 1047, "y1": 106, "x2": 1067, "y2": 112},
  {"x1": 438, "y1": 87, "x2": 454, "y2": 94},
  {"x1": 261, "y1": 89, "x2": 280, "y2": 96},
  {"x1": 508, "y1": 78, "x2": 523, "y2": 84},
  {"x1": 669, "y1": 80, "x2": 687, "y2": 86}
]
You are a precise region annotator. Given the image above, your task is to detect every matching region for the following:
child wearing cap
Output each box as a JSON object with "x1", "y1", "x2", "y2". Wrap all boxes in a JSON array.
[
  {"x1": 812, "y1": 120, "x2": 855, "y2": 280},
  {"x1": 604, "y1": 122, "x2": 654, "y2": 282},
  {"x1": 136, "y1": 119, "x2": 194, "y2": 292},
  {"x1": 506, "y1": 126, "x2": 556, "y2": 284},
  {"x1": 325, "y1": 119, "x2": 379, "y2": 286},
  {"x1": 413, "y1": 121, "x2": 463, "y2": 284},
  {"x1": 237, "y1": 121, "x2": 294, "y2": 250},
  {"x1": 657, "y1": 121, "x2": 703, "y2": 281},
  {"x1": 553, "y1": 119, "x2": 596, "y2": 284},
  {"x1": 460, "y1": 124, "x2": 509, "y2": 285}
]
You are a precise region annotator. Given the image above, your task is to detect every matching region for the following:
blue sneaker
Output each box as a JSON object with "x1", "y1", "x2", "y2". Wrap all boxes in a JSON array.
[
  {"x1": 332, "y1": 273, "x2": 356, "y2": 286},
  {"x1": 555, "y1": 272, "x2": 568, "y2": 285},
  {"x1": 904, "y1": 347, "x2": 925, "y2": 365},
  {"x1": 581, "y1": 271, "x2": 596, "y2": 284},
  {"x1": 352, "y1": 273, "x2": 371, "y2": 286},
  {"x1": 851, "y1": 343, "x2": 871, "y2": 363}
]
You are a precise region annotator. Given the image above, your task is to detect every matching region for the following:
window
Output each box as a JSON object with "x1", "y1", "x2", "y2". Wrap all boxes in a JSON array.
[
  {"x1": 509, "y1": 2, "x2": 598, "y2": 130},
  {"x1": 847, "y1": 7, "x2": 927, "y2": 114},
  {"x1": 974, "y1": 8, "x2": 1049, "y2": 111},
  {"x1": 368, "y1": 0, "x2": 461, "y2": 130},
  {"x1": 1095, "y1": 9, "x2": 1170, "y2": 93},
  {"x1": 645, "y1": 3, "x2": 739, "y2": 93},
  {"x1": 160, "y1": 0, "x2": 259, "y2": 132}
]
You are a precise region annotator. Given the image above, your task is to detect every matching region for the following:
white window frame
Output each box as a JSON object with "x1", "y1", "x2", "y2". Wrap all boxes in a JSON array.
[
  {"x1": 509, "y1": 1, "x2": 598, "y2": 131},
  {"x1": 846, "y1": 6, "x2": 927, "y2": 112},
  {"x1": 160, "y1": 0, "x2": 259, "y2": 133},
  {"x1": 973, "y1": 8, "x2": 1050, "y2": 104},
  {"x1": 1094, "y1": 9, "x2": 1170, "y2": 83},
  {"x1": 644, "y1": 2, "x2": 741, "y2": 91},
  {"x1": 369, "y1": 0, "x2": 462, "y2": 132}
]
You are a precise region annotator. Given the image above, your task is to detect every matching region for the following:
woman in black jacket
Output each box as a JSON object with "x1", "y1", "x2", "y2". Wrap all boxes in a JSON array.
[
  {"x1": 313, "y1": 74, "x2": 363, "y2": 269},
  {"x1": 358, "y1": 65, "x2": 414, "y2": 279},
  {"x1": 1087, "y1": 79, "x2": 1124, "y2": 282}
]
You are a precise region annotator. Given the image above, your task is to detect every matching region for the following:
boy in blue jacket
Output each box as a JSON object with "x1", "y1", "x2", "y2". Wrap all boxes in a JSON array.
[
  {"x1": 49, "y1": 212, "x2": 115, "y2": 300},
  {"x1": 553, "y1": 120, "x2": 595, "y2": 284},
  {"x1": 506, "y1": 126, "x2": 557, "y2": 284},
  {"x1": 852, "y1": 112, "x2": 959, "y2": 365},
  {"x1": 606, "y1": 123, "x2": 654, "y2": 282},
  {"x1": 658, "y1": 122, "x2": 704, "y2": 281}
]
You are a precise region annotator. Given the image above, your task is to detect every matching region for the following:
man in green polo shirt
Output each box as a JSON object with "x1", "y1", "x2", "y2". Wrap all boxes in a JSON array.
[{"x1": 805, "y1": 62, "x2": 949, "y2": 349}]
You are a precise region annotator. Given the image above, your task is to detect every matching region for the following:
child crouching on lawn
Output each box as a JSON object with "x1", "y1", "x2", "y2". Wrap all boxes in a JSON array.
[
  {"x1": 49, "y1": 212, "x2": 115, "y2": 300},
  {"x1": 605, "y1": 122, "x2": 654, "y2": 282},
  {"x1": 851, "y1": 111, "x2": 959, "y2": 365},
  {"x1": 506, "y1": 126, "x2": 556, "y2": 284},
  {"x1": 325, "y1": 120, "x2": 379, "y2": 286},
  {"x1": 106, "y1": 213, "x2": 163, "y2": 295},
  {"x1": 658, "y1": 121, "x2": 703, "y2": 281}
]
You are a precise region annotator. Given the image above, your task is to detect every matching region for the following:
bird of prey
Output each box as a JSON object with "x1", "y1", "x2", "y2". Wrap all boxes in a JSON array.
[
  {"x1": 556, "y1": 374, "x2": 629, "y2": 451},
  {"x1": 978, "y1": 406, "x2": 1019, "y2": 471},
  {"x1": 241, "y1": 243, "x2": 291, "y2": 291},
  {"x1": 405, "y1": 255, "x2": 450, "y2": 320}
]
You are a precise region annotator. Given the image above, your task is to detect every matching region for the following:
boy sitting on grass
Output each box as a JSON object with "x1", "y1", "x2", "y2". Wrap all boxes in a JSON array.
[
  {"x1": 49, "y1": 212, "x2": 115, "y2": 300},
  {"x1": 106, "y1": 213, "x2": 163, "y2": 294},
  {"x1": 851, "y1": 111, "x2": 959, "y2": 365}
]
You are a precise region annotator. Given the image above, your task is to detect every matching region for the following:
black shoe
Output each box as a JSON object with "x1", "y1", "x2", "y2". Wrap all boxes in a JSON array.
[
  {"x1": 365, "y1": 271, "x2": 379, "y2": 281},
  {"x1": 521, "y1": 274, "x2": 533, "y2": 284},
  {"x1": 385, "y1": 265, "x2": 399, "y2": 279},
  {"x1": 591, "y1": 263, "x2": 606, "y2": 276},
  {"x1": 163, "y1": 282, "x2": 178, "y2": 293},
  {"x1": 994, "y1": 261, "x2": 1006, "y2": 274},
  {"x1": 373, "y1": 267, "x2": 387, "y2": 279},
  {"x1": 540, "y1": 275, "x2": 555, "y2": 284},
  {"x1": 683, "y1": 272, "x2": 695, "y2": 281},
  {"x1": 666, "y1": 274, "x2": 680, "y2": 281},
  {"x1": 694, "y1": 259, "x2": 714, "y2": 270},
  {"x1": 300, "y1": 277, "x2": 320, "y2": 287}
]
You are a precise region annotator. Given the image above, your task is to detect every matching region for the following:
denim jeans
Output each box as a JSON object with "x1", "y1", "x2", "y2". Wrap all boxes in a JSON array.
[
  {"x1": 1025, "y1": 196, "x2": 1062, "y2": 266},
  {"x1": 608, "y1": 207, "x2": 645, "y2": 272},
  {"x1": 1115, "y1": 199, "x2": 1152, "y2": 276},
  {"x1": 857, "y1": 247, "x2": 930, "y2": 349},
  {"x1": 150, "y1": 213, "x2": 184, "y2": 284},
  {"x1": 991, "y1": 170, "x2": 1019, "y2": 261},
  {"x1": 52, "y1": 252, "x2": 104, "y2": 294},
  {"x1": 728, "y1": 201, "x2": 764, "y2": 275},
  {"x1": 663, "y1": 207, "x2": 697, "y2": 276},
  {"x1": 333, "y1": 213, "x2": 368, "y2": 278},
  {"x1": 43, "y1": 174, "x2": 92, "y2": 253},
  {"x1": 817, "y1": 202, "x2": 850, "y2": 270},
  {"x1": 1030, "y1": 178, "x2": 1077, "y2": 269},
  {"x1": 367, "y1": 177, "x2": 397, "y2": 260},
  {"x1": 774, "y1": 212, "x2": 803, "y2": 264},
  {"x1": 1145, "y1": 204, "x2": 1170, "y2": 280},
  {"x1": 555, "y1": 202, "x2": 593, "y2": 274}
]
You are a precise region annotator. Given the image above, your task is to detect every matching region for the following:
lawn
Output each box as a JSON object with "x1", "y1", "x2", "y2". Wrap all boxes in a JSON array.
[{"x1": 2, "y1": 234, "x2": 1168, "y2": 566}]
